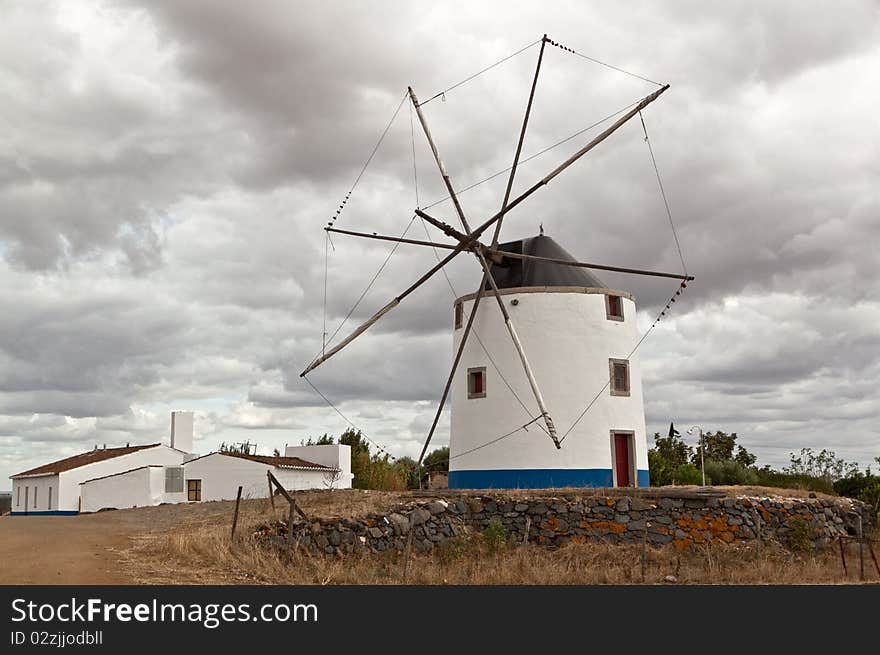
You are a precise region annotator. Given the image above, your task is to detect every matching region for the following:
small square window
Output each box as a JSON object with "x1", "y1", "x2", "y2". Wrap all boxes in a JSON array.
[
  {"x1": 605, "y1": 294, "x2": 624, "y2": 321},
  {"x1": 187, "y1": 479, "x2": 202, "y2": 501},
  {"x1": 467, "y1": 367, "x2": 486, "y2": 399},
  {"x1": 454, "y1": 301, "x2": 463, "y2": 329},
  {"x1": 609, "y1": 358, "x2": 630, "y2": 396},
  {"x1": 165, "y1": 466, "x2": 184, "y2": 493}
]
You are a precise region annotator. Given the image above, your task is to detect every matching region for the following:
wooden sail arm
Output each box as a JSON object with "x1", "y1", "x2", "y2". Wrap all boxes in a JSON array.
[
  {"x1": 465, "y1": 84, "x2": 671, "y2": 245},
  {"x1": 483, "y1": 248, "x2": 695, "y2": 282},
  {"x1": 414, "y1": 209, "x2": 470, "y2": 243},
  {"x1": 300, "y1": 242, "x2": 470, "y2": 376},
  {"x1": 325, "y1": 226, "x2": 457, "y2": 251}
]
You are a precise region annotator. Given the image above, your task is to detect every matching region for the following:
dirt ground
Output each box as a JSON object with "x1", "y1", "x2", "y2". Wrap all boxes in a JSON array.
[
  {"x1": 0, "y1": 486, "x2": 863, "y2": 585},
  {"x1": 0, "y1": 501, "x2": 240, "y2": 584}
]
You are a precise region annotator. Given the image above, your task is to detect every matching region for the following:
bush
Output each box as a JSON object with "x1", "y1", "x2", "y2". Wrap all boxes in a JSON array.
[
  {"x1": 482, "y1": 518, "x2": 508, "y2": 551},
  {"x1": 703, "y1": 459, "x2": 758, "y2": 486},
  {"x1": 834, "y1": 472, "x2": 880, "y2": 511},
  {"x1": 669, "y1": 463, "x2": 706, "y2": 485},
  {"x1": 753, "y1": 468, "x2": 835, "y2": 494},
  {"x1": 787, "y1": 516, "x2": 814, "y2": 553}
]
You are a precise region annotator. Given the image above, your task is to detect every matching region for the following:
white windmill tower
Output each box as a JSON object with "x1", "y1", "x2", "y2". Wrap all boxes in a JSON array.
[
  {"x1": 448, "y1": 233, "x2": 649, "y2": 488},
  {"x1": 301, "y1": 35, "x2": 692, "y2": 489}
]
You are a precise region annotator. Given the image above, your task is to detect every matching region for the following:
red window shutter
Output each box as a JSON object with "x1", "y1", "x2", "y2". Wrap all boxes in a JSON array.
[{"x1": 474, "y1": 372, "x2": 483, "y2": 394}]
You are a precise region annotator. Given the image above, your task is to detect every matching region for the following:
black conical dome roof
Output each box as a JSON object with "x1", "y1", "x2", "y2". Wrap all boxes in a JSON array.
[{"x1": 485, "y1": 234, "x2": 607, "y2": 290}]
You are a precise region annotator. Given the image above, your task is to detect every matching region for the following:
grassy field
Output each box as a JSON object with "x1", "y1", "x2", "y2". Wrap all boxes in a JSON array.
[{"x1": 121, "y1": 489, "x2": 880, "y2": 585}]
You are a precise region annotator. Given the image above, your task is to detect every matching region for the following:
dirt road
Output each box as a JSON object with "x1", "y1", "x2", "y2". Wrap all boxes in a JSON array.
[
  {"x1": 0, "y1": 513, "x2": 136, "y2": 584},
  {"x1": 0, "y1": 501, "x2": 238, "y2": 584}
]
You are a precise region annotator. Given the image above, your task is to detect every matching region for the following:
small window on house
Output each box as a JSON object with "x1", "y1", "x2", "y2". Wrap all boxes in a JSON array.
[
  {"x1": 187, "y1": 479, "x2": 202, "y2": 501},
  {"x1": 605, "y1": 294, "x2": 624, "y2": 321},
  {"x1": 609, "y1": 358, "x2": 630, "y2": 396},
  {"x1": 454, "y1": 301, "x2": 463, "y2": 329},
  {"x1": 165, "y1": 467, "x2": 184, "y2": 493},
  {"x1": 467, "y1": 367, "x2": 486, "y2": 399}
]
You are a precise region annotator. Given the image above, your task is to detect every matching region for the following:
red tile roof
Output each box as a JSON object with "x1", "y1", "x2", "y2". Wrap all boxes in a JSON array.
[
  {"x1": 218, "y1": 451, "x2": 330, "y2": 470},
  {"x1": 11, "y1": 444, "x2": 161, "y2": 478}
]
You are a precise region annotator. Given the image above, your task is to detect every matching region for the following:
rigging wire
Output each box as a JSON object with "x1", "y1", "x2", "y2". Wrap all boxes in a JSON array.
[
  {"x1": 322, "y1": 232, "x2": 329, "y2": 357},
  {"x1": 302, "y1": 376, "x2": 397, "y2": 460},
  {"x1": 449, "y1": 416, "x2": 542, "y2": 461},
  {"x1": 409, "y1": 101, "x2": 420, "y2": 209},
  {"x1": 306, "y1": 214, "x2": 418, "y2": 370},
  {"x1": 546, "y1": 37, "x2": 664, "y2": 88},
  {"x1": 640, "y1": 110, "x2": 687, "y2": 276},
  {"x1": 417, "y1": 39, "x2": 542, "y2": 107},
  {"x1": 420, "y1": 99, "x2": 642, "y2": 211},
  {"x1": 327, "y1": 91, "x2": 409, "y2": 230}
]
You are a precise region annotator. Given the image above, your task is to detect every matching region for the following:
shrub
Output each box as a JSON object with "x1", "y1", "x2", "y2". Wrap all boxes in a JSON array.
[
  {"x1": 753, "y1": 468, "x2": 835, "y2": 494},
  {"x1": 482, "y1": 518, "x2": 508, "y2": 551},
  {"x1": 787, "y1": 516, "x2": 814, "y2": 553},
  {"x1": 669, "y1": 463, "x2": 706, "y2": 485},
  {"x1": 703, "y1": 459, "x2": 758, "y2": 486}
]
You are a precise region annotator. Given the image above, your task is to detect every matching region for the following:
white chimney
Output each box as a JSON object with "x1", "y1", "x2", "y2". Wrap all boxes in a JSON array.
[{"x1": 170, "y1": 411, "x2": 194, "y2": 453}]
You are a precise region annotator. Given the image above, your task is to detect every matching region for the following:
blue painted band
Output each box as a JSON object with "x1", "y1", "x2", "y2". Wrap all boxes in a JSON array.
[
  {"x1": 10, "y1": 510, "x2": 79, "y2": 516},
  {"x1": 449, "y1": 468, "x2": 650, "y2": 489}
]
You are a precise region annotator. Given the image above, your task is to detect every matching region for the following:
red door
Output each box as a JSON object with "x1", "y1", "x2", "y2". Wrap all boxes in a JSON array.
[{"x1": 614, "y1": 433, "x2": 631, "y2": 487}]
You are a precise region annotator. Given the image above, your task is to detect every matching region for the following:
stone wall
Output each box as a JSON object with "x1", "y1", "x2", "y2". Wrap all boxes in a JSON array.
[{"x1": 256, "y1": 490, "x2": 875, "y2": 556}]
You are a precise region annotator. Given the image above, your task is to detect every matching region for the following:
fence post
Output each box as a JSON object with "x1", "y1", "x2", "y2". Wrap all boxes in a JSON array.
[
  {"x1": 641, "y1": 522, "x2": 649, "y2": 582},
  {"x1": 267, "y1": 471, "x2": 276, "y2": 513},
  {"x1": 838, "y1": 537, "x2": 848, "y2": 577},
  {"x1": 230, "y1": 485, "x2": 243, "y2": 541},
  {"x1": 857, "y1": 514, "x2": 865, "y2": 582},
  {"x1": 402, "y1": 514, "x2": 415, "y2": 582},
  {"x1": 753, "y1": 508, "x2": 761, "y2": 560},
  {"x1": 286, "y1": 501, "x2": 296, "y2": 548}
]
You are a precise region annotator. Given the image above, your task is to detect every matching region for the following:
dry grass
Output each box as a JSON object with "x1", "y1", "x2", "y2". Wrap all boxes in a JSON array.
[{"x1": 124, "y1": 496, "x2": 880, "y2": 585}]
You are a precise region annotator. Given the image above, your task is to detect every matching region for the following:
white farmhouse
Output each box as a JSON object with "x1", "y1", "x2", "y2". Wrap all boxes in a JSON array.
[
  {"x1": 449, "y1": 234, "x2": 650, "y2": 489},
  {"x1": 10, "y1": 443, "x2": 187, "y2": 515},
  {"x1": 182, "y1": 446, "x2": 351, "y2": 502}
]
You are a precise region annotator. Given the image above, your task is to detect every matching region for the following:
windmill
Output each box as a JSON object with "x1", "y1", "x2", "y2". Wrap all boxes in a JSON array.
[{"x1": 301, "y1": 35, "x2": 694, "y2": 488}]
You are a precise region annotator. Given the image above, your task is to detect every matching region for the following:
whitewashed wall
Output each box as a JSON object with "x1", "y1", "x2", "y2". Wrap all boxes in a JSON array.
[
  {"x1": 449, "y1": 288, "x2": 649, "y2": 488},
  {"x1": 11, "y1": 474, "x2": 59, "y2": 514},
  {"x1": 284, "y1": 445, "x2": 352, "y2": 488},
  {"x1": 183, "y1": 454, "x2": 332, "y2": 502},
  {"x1": 80, "y1": 466, "x2": 188, "y2": 513},
  {"x1": 54, "y1": 445, "x2": 187, "y2": 512}
]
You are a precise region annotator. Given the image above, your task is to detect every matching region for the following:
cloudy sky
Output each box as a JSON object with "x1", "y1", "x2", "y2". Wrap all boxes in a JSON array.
[{"x1": 1, "y1": 0, "x2": 878, "y2": 484}]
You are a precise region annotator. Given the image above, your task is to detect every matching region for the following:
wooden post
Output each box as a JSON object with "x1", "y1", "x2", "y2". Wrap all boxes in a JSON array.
[
  {"x1": 230, "y1": 485, "x2": 243, "y2": 541},
  {"x1": 267, "y1": 471, "x2": 307, "y2": 520},
  {"x1": 641, "y1": 522, "x2": 649, "y2": 582},
  {"x1": 857, "y1": 515, "x2": 865, "y2": 582},
  {"x1": 402, "y1": 515, "x2": 415, "y2": 582},
  {"x1": 523, "y1": 516, "x2": 531, "y2": 546},
  {"x1": 267, "y1": 471, "x2": 276, "y2": 512},
  {"x1": 286, "y1": 501, "x2": 296, "y2": 548},
  {"x1": 753, "y1": 509, "x2": 761, "y2": 560},
  {"x1": 867, "y1": 539, "x2": 880, "y2": 577},
  {"x1": 838, "y1": 537, "x2": 848, "y2": 577}
]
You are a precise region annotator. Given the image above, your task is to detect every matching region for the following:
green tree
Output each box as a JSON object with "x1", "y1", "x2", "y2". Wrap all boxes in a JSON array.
[
  {"x1": 301, "y1": 433, "x2": 335, "y2": 446},
  {"x1": 423, "y1": 446, "x2": 449, "y2": 473},
  {"x1": 692, "y1": 431, "x2": 737, "y2": 465},
  {"x1": 648, "y1": 430, "x2": 692, "y2": 486},
  {"x1": 784, "y1": 448, "x2": 858, "y2": 484}
]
